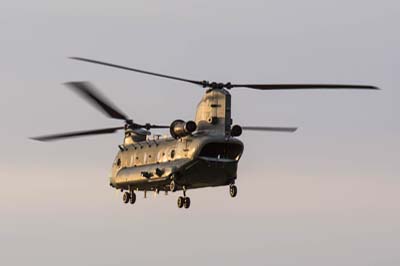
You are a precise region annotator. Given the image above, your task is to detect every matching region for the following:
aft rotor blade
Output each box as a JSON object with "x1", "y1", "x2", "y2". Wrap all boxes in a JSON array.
[
  {"x1": 65, "y1": 81, "x2": 129, "y2": 121},
  {"x1": 70, "y1": 57, "x2": 204, "y2": 86},
  {"x1": 31, "y1": 126, "x2": 124, "y2": 141},
  {"x1": 69, "y1": 57, "x2": 379, "y2": 91},
  {"x1": 242, "y1": 126, "x2": 298, "y2": 132},
  {"x1": 229, "y1": 84, "x2": 379, "y2": 90}
]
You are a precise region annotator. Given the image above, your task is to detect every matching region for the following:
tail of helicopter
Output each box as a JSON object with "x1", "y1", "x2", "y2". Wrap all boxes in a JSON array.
[{"x1": 195, "y1": 88, "x2": 232, "y2": 136}]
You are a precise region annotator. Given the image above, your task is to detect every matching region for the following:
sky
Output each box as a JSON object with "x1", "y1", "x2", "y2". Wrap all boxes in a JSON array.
[{"x1": 1, "y1": 1, "x2": 399, "y2": 265}]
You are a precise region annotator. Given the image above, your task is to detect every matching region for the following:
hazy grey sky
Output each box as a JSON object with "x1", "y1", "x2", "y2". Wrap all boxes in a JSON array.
[{"x1": 1, "y1": 1, "x2": 399, "y2": 265}]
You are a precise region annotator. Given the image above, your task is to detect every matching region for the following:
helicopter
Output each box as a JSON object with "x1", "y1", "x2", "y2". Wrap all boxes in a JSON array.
[{"x1": 32, "y1": 57, "x2": 379, "y2": 209}]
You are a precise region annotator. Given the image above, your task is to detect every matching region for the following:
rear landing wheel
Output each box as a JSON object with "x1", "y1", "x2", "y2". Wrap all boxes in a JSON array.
[
  {"x1": 229, "y1": 185, "x2": 237, "y2": 198},
  {"x1": 123, "y1": 192, "x2": 131, "y2": 204},
  {"x1": 170, "y1": 180, "x2": 176, "y2": 192},
  {"x1": 177, "y1": 196, "x2": 184, "y2": 208}
]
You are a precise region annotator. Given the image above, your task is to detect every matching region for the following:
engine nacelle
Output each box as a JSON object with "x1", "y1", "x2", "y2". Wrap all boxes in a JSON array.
[
  {"x1": 170, "y1": 120, "x2": 197, "y2": 139},
  {"x1": 231, "y1": 125, "x2": 242, "y2": 137}
]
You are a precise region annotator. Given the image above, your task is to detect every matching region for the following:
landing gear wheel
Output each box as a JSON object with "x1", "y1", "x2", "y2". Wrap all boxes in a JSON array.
[
  {"x1": 229, "y1": 185, "x2": 237, "y2": 198},
  {"x1": 184, "y1": 197, "x2": 191, "y2": 209},
  {"x1": 177, "y1": 196, "x2": 184, "y2": 208},
  {"x1": 169, "y1": 180, "x2": 176, "y2": 192},
  {"x1": 130, "y1": 192, "x2": 136, "y2": 204},
  {"x1": 123, "y1": 192, "x2": 131, "y2": 204}
]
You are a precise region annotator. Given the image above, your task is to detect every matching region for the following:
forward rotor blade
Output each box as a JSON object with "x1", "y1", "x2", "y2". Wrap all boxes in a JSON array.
[
  {"x1": 30, "y1": 126, "x2": 124, "y2": 142},
  {"x1": 70, "y1": 57, "x2": 204, "y2": 86},
  {"x1": 242, "y1": 126, "x2": 298, "y2": 132},
  {"x1": 146, "y1": 125, "x2": 170, "y2": 129},
  {"x1": 230, "y1": 84, "x2": 379, "y2": 90},
  {"x1": 136, "y1": 124, "x2": 170, "y2": 130},
  {"x1": 65, "y1": 81, "x2": 129, "y2": 121},
  {"x1": 149, "y1": 125, "x2": 170, "y2": 128}
]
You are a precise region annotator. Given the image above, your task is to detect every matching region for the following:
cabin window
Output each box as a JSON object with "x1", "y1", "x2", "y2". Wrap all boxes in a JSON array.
[
  {"x1": 170, "y1": 149, "x2": 175, "y2": 159},
  {"x1": 116, "y1": 158, "x2": 121, "y2": 167},
  {"x1": 199, "y1": 143, "x2": 243, "y2": 160}
]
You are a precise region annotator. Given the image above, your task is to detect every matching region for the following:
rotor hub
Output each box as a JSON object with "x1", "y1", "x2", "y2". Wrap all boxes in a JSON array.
[{"x1": 202, "y1": 81, "x2": 233, "y2": 90}]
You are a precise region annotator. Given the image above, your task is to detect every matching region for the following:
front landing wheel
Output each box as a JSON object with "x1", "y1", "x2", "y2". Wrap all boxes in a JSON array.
[
  {"x1": 229, "y1": 185, "x2": 237, "y2": 198},
  {"x1": 130, "y1": 192, "x2": 136, "y2": 204},
  {"x1": 177, "y1": 196, "x2": 184, "y2": 208},
  {"x1": 123, "y1": 192, "x2": 131, "y2": 204},
  {"x1": 184, "y1": 197, "x2": 191, "y2": 209}
]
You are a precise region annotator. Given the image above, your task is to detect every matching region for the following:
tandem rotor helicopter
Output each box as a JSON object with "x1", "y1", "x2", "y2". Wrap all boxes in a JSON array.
[{"x1": 32, "y1": 57, "x2": 379, "y2": 209}]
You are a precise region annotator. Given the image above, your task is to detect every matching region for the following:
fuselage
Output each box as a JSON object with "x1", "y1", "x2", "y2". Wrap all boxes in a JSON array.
[
  {"x1": 109, "y1": 87, "x2": 244, "y2": 193},
  {"x1": 110, "y1": 134, "x2": 243, "y2": 192}
]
